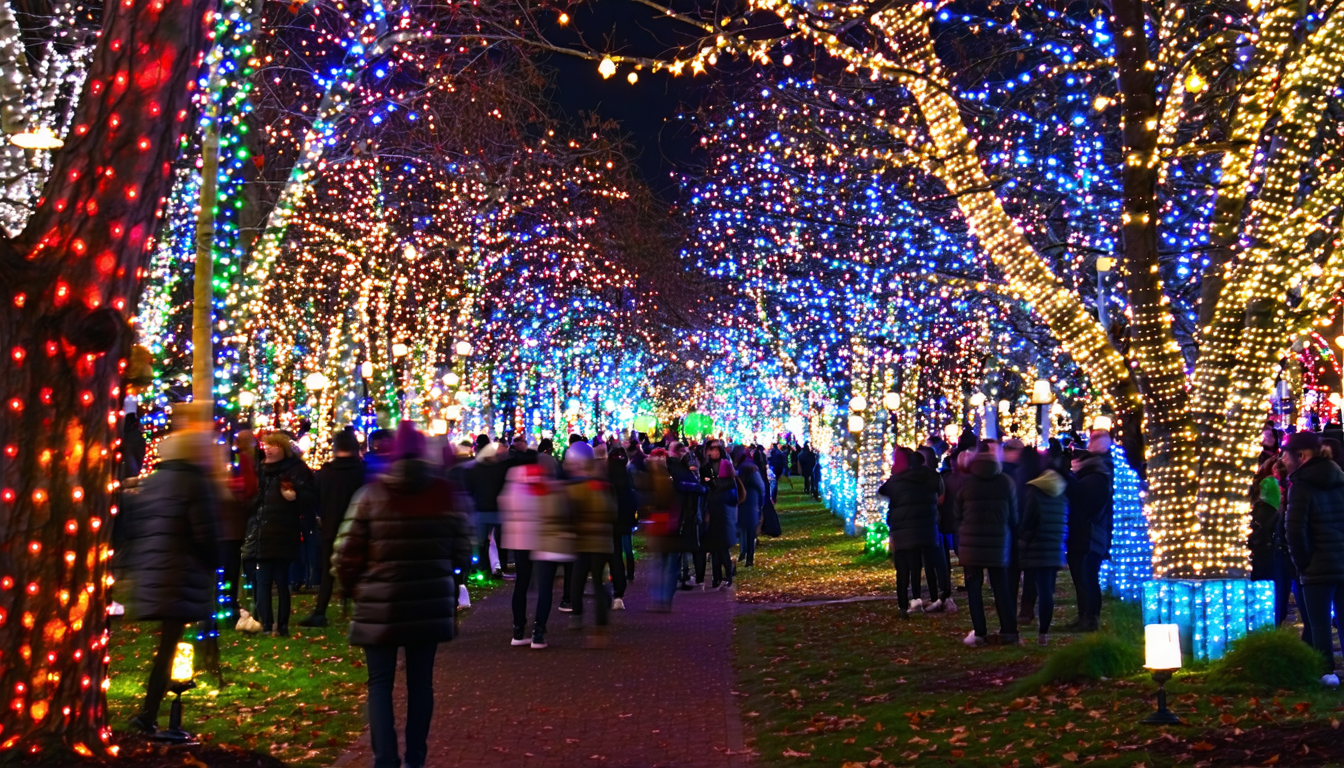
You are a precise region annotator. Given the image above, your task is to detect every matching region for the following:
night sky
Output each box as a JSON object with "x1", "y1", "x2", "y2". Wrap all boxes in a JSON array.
[{"x1": 542, "y1": 0, "x2": 714, "y2": 199}]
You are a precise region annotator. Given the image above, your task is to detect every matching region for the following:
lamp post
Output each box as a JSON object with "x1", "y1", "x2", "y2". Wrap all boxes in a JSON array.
[
  {"x1": 1140, "y1": 624, "x2": 1184, "y2": 726},
  {"x1": 1030, "y1": 379, "x2": 1054, "y2": 448},
  {"x1": 1096, "y1": 256, "x2": 1114, "y2": 330},
  {"x1": 153, "y1": 642, "x2": 198, "y2": 743},
  {"x1": 969, "y1": 392, "x2": 986, "y2": 437}
]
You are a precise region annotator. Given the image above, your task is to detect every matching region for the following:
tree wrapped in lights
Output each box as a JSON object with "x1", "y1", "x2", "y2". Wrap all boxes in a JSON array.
[
  {"x1": 548, "y1": 0, "x2": 1344, "y2": 590},
  {"x1": 0, "y1": 0, "x2": 212, "y2": 753}
]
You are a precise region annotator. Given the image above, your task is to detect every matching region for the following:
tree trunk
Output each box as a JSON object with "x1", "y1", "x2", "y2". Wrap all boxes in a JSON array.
[{"x1": 0, "y1": 0, "x2": 212, "y2": 754}]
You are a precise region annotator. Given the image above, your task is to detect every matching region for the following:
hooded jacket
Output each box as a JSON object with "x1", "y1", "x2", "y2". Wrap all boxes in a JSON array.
[
  {"x1": 333, "y1": 460, "x2": 473, "y2": 646},
  {"x1": 669, "y1": 457, "x2": 705, "y2": 552},
  {"x1": 1018, "y1": 469, "x2": 1068, "y2": 570},
  {"x1": 123, "y1": 434, "x2": 219, "y2": 622},
  {"x1": 1285, "y1": 455, "x2": 1344, "y2": 585},
  {"x1": 1068, "y1": 453, "x2": 1113, "y2": 559},
  {"x1": 879, "y1": 465, "x2": 944, "y2": 551},
  {"x1": 954, "y1": 455, "x2": 1018, "y2": 569}
]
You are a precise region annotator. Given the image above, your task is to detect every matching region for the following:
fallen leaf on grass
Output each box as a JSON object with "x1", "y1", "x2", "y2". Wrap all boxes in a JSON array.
[
  {"x1": 782, "y1": 748, "x2": 812, "y2": 757},
  {"x1": 1262, "y1": 755, "x2": 1279, "y2": 765},
  {"x1": 1192, "y1": 741, "x2": 1215, "y2": 752},
  {"x1": 1063, "y1": 752, "x2": 1079, "y2": 763}
]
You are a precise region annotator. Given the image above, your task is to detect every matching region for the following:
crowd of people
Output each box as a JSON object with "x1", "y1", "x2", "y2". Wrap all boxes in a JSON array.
[
  {"x1": 116, "y1": 415, "x2": 798, "y2": 765},
  {"x1": 877, "y1": 421, "x2": 1343, "y2": 687},
  {"x1": 878, "y1": 428, "x2": 1116, "y2": 647}
]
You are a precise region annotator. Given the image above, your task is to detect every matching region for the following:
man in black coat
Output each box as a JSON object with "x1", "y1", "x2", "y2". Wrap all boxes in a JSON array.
[
  {"x1": 125, "y1": 428, "x2": 218, "y2": 733},
  {"x1": 799, "y1": 444, "x2": 819, "y2": 497},
  {"x1": 954, "y1": 443, "x2": 1019, "y2": 645},
  {"x1": 300, "y1": 429, "x2": 367, "y2": 627},
  {"x1": 1064, "y1": 431, "x2": 1114, "y2": 633},
  {"x1": 1283, "y1": 430, "x2": 1344, "y2": 687},
  {"x1": 879, "y1": 449, "x2": 946, "y2": 617}
]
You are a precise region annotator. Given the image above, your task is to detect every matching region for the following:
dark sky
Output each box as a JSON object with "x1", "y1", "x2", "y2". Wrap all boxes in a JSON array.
[{"x1": 542, "y1": 0, "x2": 715, "y2": 199}]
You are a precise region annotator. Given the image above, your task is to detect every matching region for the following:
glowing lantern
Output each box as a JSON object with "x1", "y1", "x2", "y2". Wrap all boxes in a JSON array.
[
  {"x1": 1140, "y1": 624, "x2": 1184, "y2": 726},
  {"x1": 598, "y1": 57, "x2": 617, "y2": 79},
  {"x1": 304, "y1": 372, "x2": 328, "y2": 391},
  {"x1": 849, "y1": 395, "x2": 868, "y2": 412},
  {"x1": 454, "y1": 340, "x2": 474, "y2": 357},
  {"x1": 847, "y1": 414, "x2": 865, "y2": 433},
  {"x1": 8, "y1": 126, "x2": 64, "y2": 150},
  {"x1": 360, "y1": 361, "x2": 374, "y2": 378},
  {"x1": 882, "y1": 392, "x2": 900, "y2": 410}
]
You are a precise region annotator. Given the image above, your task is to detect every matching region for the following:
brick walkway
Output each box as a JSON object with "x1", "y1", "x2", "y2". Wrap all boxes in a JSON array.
[{"x1": 334, "y1": 570, "x2": 748, "y2": 768}]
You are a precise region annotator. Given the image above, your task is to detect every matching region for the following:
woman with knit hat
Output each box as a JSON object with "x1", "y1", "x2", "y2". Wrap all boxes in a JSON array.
[
  {"x1": 333, "y1": 421, "x2": 474, "y2": 767},
  {"x1": 253, "y1": 431, "x2": 315, "y2": 636}
]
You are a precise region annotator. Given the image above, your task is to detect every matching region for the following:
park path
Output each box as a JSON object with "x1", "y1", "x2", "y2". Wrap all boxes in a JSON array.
[{"x1": 334, "y1": 571, "x2": 749, "y2": 768}]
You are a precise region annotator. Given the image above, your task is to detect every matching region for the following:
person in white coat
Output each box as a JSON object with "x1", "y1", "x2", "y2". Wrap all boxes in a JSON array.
[{"x1": 500, "y1": 453, "x2": 569, "y2": 648}]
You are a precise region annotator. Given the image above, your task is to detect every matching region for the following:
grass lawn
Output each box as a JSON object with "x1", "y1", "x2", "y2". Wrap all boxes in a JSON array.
[
  {"x1": 107, "y1": 578, "x2": 502, "y2": 767},
  {"x1": 733, "y1": 491, "x2": 1344, "y2": 767}
]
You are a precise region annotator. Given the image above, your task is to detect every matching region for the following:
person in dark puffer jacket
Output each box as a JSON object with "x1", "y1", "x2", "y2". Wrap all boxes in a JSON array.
[
  {"x1": 125, "y1": 421, "x2": 218, "y2": 734},
  {"x1": 253, "y1": 432, "x2": 315, "y2": 636},
  {"x1": 1064, "y1": 432, "x2": 1114, "y2": 633},
  {"x1": 334, "y1": 421, "x2": 474, "y2": 768},
  {"x1": 879, "y1": 448, "x2": 946, "y2": 618},
  {"x1": 955, "y1": 442, "x2": 1019, "y2": 645},
  {"x1": 1282, "y1": 430, "x2": 1344, "y2": 687},
  {"x1": 1017, "y1": 459, "x2": 1068, "y2": 645}
]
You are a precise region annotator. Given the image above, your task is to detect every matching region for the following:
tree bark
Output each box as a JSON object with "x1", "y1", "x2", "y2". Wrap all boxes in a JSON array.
[{"x1": 0, "y1": 0, "x2": 212, "y2": 754}]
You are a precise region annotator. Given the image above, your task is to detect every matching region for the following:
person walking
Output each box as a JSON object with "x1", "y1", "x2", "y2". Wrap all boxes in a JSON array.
[
  {"x1": 879, "y1": 447, "x2": 945, "y2": 619},
  {"x1": 640, "y1": 449, "x2": 683, "y2": 611},
  {"x1": 1282, "y1": 431, "x2": 1344, "y2": 687},
  {"x1": 501, "y1": 454, "x2": 563, "y2": 646},
  {"x1": 125, "y1": 422, "x2": 219, "y2": 733},
  {"x1": 299, "y1": 429, "x2": 366, "y2": 627},
  {"x1": 333, "y1": 422, "x2": 474, "y2": 768},
  {"x1": 736, "y1": 446, "x2": 765, "y2": 567},
  {"x1": 253, "y1": 432, "x2": 315, "y2": 637},
  {"x1": 706, "y1": 457, "x2": 742, "y2": 589},
  {"x1": 670, "y1": 444, "x2": 707, "y2": 588},
  {"x1": 219, "y1": 430, "x2": 257, "y2": 626},
  {"x1": 609, "y1": 445, "x2": 639, "y2": 596},
  {"x1": 955, "y1": 442, "x2": 1019, "y2": 646},
  {"x1": 1063, "y1": 431, "x2": 1114, "y2": 633},
  {"x1": 1017, "y1": 456, "x2": 1068, "y2": 645},
  {"x1": 799, "y1": 443, "x2": 818, "y2": 497},
  {"x1": 468, "y1": 442, "x2": 510, "y2": 579},
  {"x1": 563, "y1": 442, "x2": 618, "y2": 647}
]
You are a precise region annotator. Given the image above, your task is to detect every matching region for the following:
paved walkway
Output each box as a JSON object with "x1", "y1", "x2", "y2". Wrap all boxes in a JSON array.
[{"x1": 335, "y1": 571, "x2": 748, "y2": 768}]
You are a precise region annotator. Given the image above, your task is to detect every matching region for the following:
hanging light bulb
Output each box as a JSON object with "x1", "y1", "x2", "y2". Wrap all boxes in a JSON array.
[{"x1": 598, "y1": 57, "x2": 617, "y2": 79}]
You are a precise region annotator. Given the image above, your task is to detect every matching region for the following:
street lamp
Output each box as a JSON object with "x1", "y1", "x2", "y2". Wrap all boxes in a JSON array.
[
  {"x1": 153, "y1": 642, "x2": 197, "y2": 743},
  {"x1": 847, "y1": 414, "x2": 865, "y2": 433},
  {"x1": 883, "y1": 391, "x2": 900, "y2": 443},
  {"x1": 849, "y1": 394, "x2": 868, "y2": 413},
  {"x1": 304, "y1": 372, "x2": 328, "y2": 391},
  {"x1": 238, "y1": 391, "x2": 255, "y2": 408},
  {"x1": 1140, "y1": 624, "x2": 1184, "y2": 726},
  {"x1": 1030, "y1": 378, "x2": 1054, "y2": 447},
  {"x1": 454, "y1": 340, "x2": 474, "y2": 357},
  {"x1": 360, "y1": 361, "x2": 374, "y2": 379},
  {"x1": 8, "y1": 125, "x2": 64, "y2": 150},
  {"x1": 969, "y1": 392, "x2": 987, "y2": 437}
]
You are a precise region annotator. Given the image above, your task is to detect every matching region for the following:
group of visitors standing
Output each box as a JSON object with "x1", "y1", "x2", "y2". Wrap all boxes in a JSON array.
[
  {"x1": 1249, "y1": 425, "x2": 1344, "y2": 687},
  {"x1": 878, "y1": 428, "x2": 1116, "y2": 646}
]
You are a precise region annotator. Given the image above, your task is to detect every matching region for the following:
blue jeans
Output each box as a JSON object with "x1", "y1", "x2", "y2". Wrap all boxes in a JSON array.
[
  {"x1": 364, "y1": 643, "x2": 437, "y2": 768},
  {"x1": 255, "y1": 559, "x2": 291, "y2": 632},
  {"x1": 652, "y1": 552, "x2": 680, "y2": 609}
]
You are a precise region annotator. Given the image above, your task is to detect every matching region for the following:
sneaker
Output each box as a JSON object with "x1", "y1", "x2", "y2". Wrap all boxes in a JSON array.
[
  {"x1": 724, "y1": 580, "x2": 734, "y2": 589},
  {"x1": 129, "y1": 714, "x2": 157, "y2": 734},
  {"x1": 925, "y1": 599, "x2": 944, "y2": 613},
  {"x1": 297, "y1": 613, "x2": 328, "y2": 628},
  {"x1": 272, "y1": 628, "x2": 288, "y2": 638},
  {"x1": 531, "y1": 630, "x2": 547, "y2": 650},
  {"x1": 612, "y1": 598, "x2": 626, "y2": 611},
  {"x1": 1060, "y1": 617, "x2": 1087, "y2": 633},
  {"x1": 677, "y1": 582, "x2": 694, "y2": 591},
  {"x1": 511, "y1": 626, "x2": 530, "y2": 646},
  {"x1": 993, "y1": 633, "x2": 1021, "y2": 646},
  {"x1": 909, "y1": 599, "x2": 924, "y2": 613},
  {"x1": 558, "y1": 601, "x2": 573, "y2": 613},
  {"x1": 1037, "y1": 634, "x2": 1050, "y2": 646},
  {"x1": 942, "y1": 597, "x2": 957, "y2": 614},
  {"x1": 687, "y1": 576, "x2": 698, "y2": 587},
  {"x1": 1322, "y1": 673, "x2": 1341, "y2": 688},
  {"x1": 712, "y1": 581, "x2": 722, "y2": 590},
  {"x1": 963, "y1": 630, "x2": 986, "y2": 647}
]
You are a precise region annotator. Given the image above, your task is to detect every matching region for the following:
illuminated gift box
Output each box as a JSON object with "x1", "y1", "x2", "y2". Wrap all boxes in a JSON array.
[{"x1": 1141, "y1": 579, "x2": 1275, "y2": 661}]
